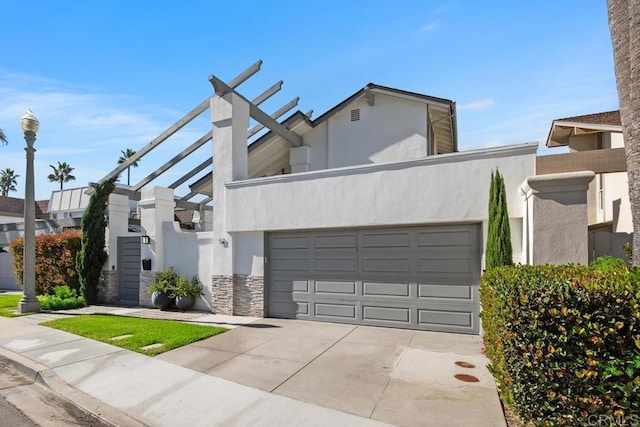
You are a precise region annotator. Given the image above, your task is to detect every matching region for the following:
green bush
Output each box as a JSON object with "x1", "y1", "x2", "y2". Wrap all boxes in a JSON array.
[
  {"x1": 590, "y1": 256, "x2": 629, "y2": 272},
  {"x1": 480, "y1": 264, "x2": 640, "y2": 425},
  {"x1": 9, "y1": 231, "x2": 82, "y2": 295},
  {"x1": 77, "y1": 177, "x2": 116, "y2": 304},
  {"x1": 147, "y1": 266, "x2": 178, "y2": 294},
  {"x1": 38, "y1": 285, "x2": 85, "y2": 310},
  {"x1": 169, "y1": 275, "x2": 203, "y2": 298}
]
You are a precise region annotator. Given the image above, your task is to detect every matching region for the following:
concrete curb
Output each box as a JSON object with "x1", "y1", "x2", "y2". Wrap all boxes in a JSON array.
[{"x1": 0, "y1": 346, "x2": 146, "y2": 427}]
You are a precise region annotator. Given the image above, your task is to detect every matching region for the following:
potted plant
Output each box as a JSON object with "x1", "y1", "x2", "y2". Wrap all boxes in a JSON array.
[
  {"x1": 147, "y1": 266, "x2": 177, "y2": 310},
  {"x1": 170, "y1": 275, "x2": 203, "y2": 311}
]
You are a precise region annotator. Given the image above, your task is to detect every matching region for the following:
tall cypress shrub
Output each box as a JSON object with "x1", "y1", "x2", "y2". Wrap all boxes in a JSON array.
[
  {"x1": 485, "y1": 169, "x2": 513, "y2": 269},
  {"x1": 76, "y1": 178, "x2": 116, "y2": 304}
]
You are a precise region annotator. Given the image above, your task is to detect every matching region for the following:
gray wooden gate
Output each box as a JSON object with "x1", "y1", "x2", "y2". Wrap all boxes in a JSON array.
[{"x1": 118, "y1": 236, "x2": 141, "y2": 303}]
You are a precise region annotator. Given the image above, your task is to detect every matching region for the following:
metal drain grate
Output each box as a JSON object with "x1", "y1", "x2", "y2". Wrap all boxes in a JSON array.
[
  {"x1": 454, "y1": 374, "x2": 479, "y2": 383},
  {"x1": 454, "y1": 361, "x2": 476, "y2": 369}
]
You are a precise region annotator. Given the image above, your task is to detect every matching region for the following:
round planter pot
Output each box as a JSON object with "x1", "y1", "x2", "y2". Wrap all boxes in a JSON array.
[
  {"x1": 175, "y1": 295, "x2": 195, "y2": 311},
  {"x1": 151, "y1": 291, "x2": 174, "y2": 310}
]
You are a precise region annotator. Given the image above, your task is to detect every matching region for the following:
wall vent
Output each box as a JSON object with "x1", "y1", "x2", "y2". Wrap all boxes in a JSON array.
[{"x1": 350, "y1": 109, "x2": 360, "y2": 121}]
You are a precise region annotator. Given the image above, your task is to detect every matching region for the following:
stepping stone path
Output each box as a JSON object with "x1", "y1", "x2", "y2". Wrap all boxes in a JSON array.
[
  {"x1": 110, "y1": 334, "x2": 133, "y2": 341},
  {"x1": 140, "y1": 343, "x2": 163, "y2": 351}
]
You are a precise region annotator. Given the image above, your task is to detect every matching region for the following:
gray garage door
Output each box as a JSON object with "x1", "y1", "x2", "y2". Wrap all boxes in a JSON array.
[
  {"x1": 118, "y1": 237, "x2": 141, "y2": 303},
  {"x1": 267, "y1": 224, "x2": 481, "y2": 334}
]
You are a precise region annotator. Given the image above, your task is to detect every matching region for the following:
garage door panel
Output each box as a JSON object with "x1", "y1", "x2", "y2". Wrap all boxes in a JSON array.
[
  {"x1": 418, "y1": 308, "x2": 473, "y2": 328},
  {"x1": 361, "y1": 257, "x2": 410, "y2": 273},
  {"x1": 272, "y1": 258, "x2": 309, "y2": 272},
  {"x1": 418, "y1": 283, "x2": 472, "y2": 300},
  {"x1": 268, "y1": 224, "x2": 480, "y2": 334},
  {"x1": 315, "y1": 302, "x2": 356, "y2": 319},
  {"x1": 314, "y1": 257, "x2": 357, "y2": 272},
  {"x1": 271, "y1": 235, "x2": 310, "y2": 250},
  {"x1": 362, "y1": 306, "x2": 410, "y2": 323},
  {"x1": 314, "y1": 280, "x2": 356, "y2": 295},
  {"x1": 362, "y1": 281, "x2": 410, "y2": 297},
  {"x1": 313, "y1": 233, "x2": 357, "y2": 249},
  {"x1": 360, "y1": 231, "x2": 411, "y2": 248},
  {"x1": 416, "y1": 230, "x2": 475, "y2": 249},
  {"x1": 271, "y1": 279, "x2": 309, "y2": 293},
  {"x1": 417, "y1": 256, "x2": 473, "y2": 274}
]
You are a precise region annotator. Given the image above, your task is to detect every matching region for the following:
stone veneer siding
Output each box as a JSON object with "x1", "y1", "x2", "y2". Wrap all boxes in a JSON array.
[
  {"x1": 99, "y1": 270, "x2": 119, "y2": 304},
  {"x1": 233, "y1": 275, "x2": 264, "y2": 317},
  {"x1": 211, "y1": 275, "x2": 234, "y2": 315},
  {"x1": 139, "y1": 271, "x2": 157, "y2": 308}
]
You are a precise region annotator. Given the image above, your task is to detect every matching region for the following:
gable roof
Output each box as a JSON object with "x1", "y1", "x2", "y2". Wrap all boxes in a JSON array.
[
  {"x1": 0, "y1": 196, "x2": 48, "y2": 219},
  {"x1": 242, "y1": 83, "x2": 457, "y2": 182},
  {"x1": 555, "y1": 110, "x2": 621, "y2": 126},
  {"x1": 0, "y1": 196, "x2": 24, "y2": 216},
  {"x1": 546, "y1": 110, "x2": 623, "y2": 147}
]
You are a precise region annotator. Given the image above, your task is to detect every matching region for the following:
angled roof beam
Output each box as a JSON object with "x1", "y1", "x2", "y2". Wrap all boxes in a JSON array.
[
  {"x1": 95, "y1": 61, "x2": 263, "y2": 187},
  {"x1": 98, "y1": 98, "x2": 211, "y2": 185},
  {"x1": 168, "y1": 157, "x2": 211, "y2": 189},
  {"x1": 227, "y1": 60, "x2": 263, "y2": 91},
  {"x1": 90, "y1": 183, "x2": 141, "y2": 201},
  {"x1": 132, "y1": 79, "x2": 281, "y2": 191},
  {"x1": 199, "y1": 197, "x2": 213, "y2": 207},
  {"x1": 180, "y1": 191, "x2": 198, "y2": 201},
  {"x1": 175, "y1": 198, "x2": 206, "y2": 211},
  {"x1": 248, "y1": 97, "x2": 300, "y2": 137},
  {"x1": 208, "y1": 74, "x2": 303, "y2": 147},
  {"x1": 133, "y1": 131, "x2": 213, "y2": 190},
  {"x1": 252, "y1": 80, "x2": 283, "y2": 106}
]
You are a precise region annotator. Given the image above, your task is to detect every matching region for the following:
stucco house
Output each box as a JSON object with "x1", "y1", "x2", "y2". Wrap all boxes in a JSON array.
[
  {"x1": 96, "y1": 63, "x2": 595, "y2": 336},
  {"x1": 539, "y1": 111, "x2": 631, "y2": 260},
  {"x1": 0, "y1": 196, "x2": 49, "y2": 290}
]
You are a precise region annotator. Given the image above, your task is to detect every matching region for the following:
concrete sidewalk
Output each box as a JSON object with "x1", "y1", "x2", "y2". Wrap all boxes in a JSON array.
[{"x1": 0, "y1": 315, "x2": 391, "y2": 427}]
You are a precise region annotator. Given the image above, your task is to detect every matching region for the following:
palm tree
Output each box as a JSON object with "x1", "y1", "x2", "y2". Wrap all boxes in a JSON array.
[
  {"x1": 608, "y1": 0, "x2": 640, "y2": 265},
  {"x1": 47, "y1": 161, "x2": 76, "y2": 190},
  {"x1": 117, "y1": 148, "x2": 139, "y2": 186},
  {"x1": 0, "y1": 168, "x2": 19, "y2": 196},
  {"x1": 0, "y1": 129, "x2": 7, "y2": 146}
]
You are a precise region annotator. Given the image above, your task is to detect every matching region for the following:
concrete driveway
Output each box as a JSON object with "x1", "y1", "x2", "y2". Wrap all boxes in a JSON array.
[{"x1": 158, "y1": 319, "x2": 505, "y2": 427}]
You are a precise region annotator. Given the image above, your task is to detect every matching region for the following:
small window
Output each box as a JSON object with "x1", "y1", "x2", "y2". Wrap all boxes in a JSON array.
[{"x1": 350, "y1": 109, "x2": 360, "y2": 121}]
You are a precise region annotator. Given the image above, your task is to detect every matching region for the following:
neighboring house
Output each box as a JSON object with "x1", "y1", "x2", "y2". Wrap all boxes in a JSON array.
[
  {"x1": 101, "y1": 70, "x2": 585, "y2": 336},
  {"x1": 0, "y1": 196, "x2": 49, "y2": 290},
  {"x1": 540, "y1": 111, "x2": 631, "y2": 261}
]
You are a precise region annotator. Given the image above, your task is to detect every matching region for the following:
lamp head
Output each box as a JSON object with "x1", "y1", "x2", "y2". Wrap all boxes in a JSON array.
[{"x1": 20, "y1": 109, "x2": 39, "y2": 133}]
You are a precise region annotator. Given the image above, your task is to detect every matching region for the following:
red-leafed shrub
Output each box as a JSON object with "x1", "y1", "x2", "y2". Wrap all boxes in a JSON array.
[{"x1": 9, "y1": 230, "x2": 82, "y2": 295}]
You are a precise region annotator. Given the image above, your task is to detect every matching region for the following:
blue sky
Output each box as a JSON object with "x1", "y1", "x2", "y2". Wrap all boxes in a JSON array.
[{"x1": 0, "y1": 1, "x2": 618, "y2": 201}]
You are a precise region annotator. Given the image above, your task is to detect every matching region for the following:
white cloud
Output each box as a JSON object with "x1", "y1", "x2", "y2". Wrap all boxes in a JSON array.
[
  {"x1": 0, "y1": 71, "x2": 211, "y2": 200},
  {"x1": 419, "y1": 22, "x2": 440, "y2": 33},
  {"x1": 458, "y1": 98, "x2": 495, "y2": 111}
]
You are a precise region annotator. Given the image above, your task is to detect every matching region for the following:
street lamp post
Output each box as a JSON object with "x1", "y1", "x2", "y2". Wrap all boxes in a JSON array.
[{"x1": 17, "y1": 109, "x2": 41, "y2": 314}]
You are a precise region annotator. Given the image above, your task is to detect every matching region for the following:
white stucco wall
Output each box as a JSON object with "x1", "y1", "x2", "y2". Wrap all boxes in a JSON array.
[
  {"x1": 0, "y1": 251, "x2": 19, "y2": 290},
  {"x1": 162, "y1": 222, "x2": 213, "y2": 311},
  {"x1": 0, "y1": 215, "x2": 22, "y2": 224},
  {"x1": 303, "y1": 94, "x2": 429, "y2": 170},
  {"x1": 225, "y1": 143, "x2": 537, "y2": 265},
  {"x1": 604, "y1": 172, "x2": 632, "y2": 233}
]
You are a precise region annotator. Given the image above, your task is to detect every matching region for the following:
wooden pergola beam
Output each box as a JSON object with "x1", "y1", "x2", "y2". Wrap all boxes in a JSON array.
[
  {"x1": 209, "y1": 74, "x2": 302, "y2": 146},
  {"x1": 168, "y1": 157, "x2": 211, "y2": 189},
  {"x1": 248, "y1": 97, "x2": 299, "y2": 137},
  {"x1": 133, "y1": 131, "x2": 212, "y2": 190}
]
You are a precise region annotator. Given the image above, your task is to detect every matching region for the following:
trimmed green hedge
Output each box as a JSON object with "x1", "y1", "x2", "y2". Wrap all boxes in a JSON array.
[{"x1": 480, "y1": 263, "x2": 640, "y2": 425}]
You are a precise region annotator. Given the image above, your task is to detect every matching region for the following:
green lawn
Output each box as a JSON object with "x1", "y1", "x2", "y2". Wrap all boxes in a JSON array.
[
  {"x1": 43, "y1": 314, "x2": 226, "y2": 356},
  {"x1": 0, "y1": 294, "x2": 31, "y2": 317}
]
